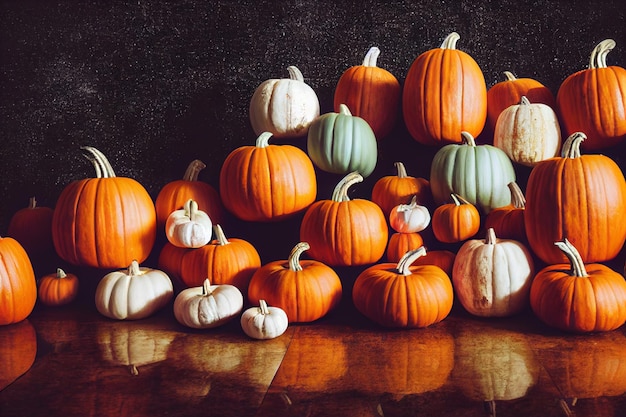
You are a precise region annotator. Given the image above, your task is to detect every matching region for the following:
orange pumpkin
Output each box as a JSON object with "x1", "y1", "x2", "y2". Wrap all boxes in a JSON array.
[
  {"x1": 524, "y1": 132, "x2": 626, "y2": 264},
  {"x1": 0, "y1": 236, "x2": 37, "y2": 325},
  {"x1": 530, "y1": 238, "x2": 626, "y2": 333},
  {"x1": 300, "y1": 171, "x2": 388, "y2": 266},
  {"x1": 52, "y1": 147, "x2": 156, "y2": 269},
  {"x1": 247, "y1": 242, "x2": 342, "y2": 323},
  {"x1": 333, "y1": 46, "x2": 401, "y2": 140},
  {"x1": 403, "y1": 32, "x2": 487, "y2": 146},
  {"x1": 486, "y1": 70, "x2": 556, "y2": 133},
  {"x1": 38, "y1": 268, "x2": 79, "y2": 307},
  {"x1": 157, "y1": 242, "x2": 189, "y2": 283},
  {"x1": 7, "y1": 196, "x2": 54, "y2": 261},
  {"x1": 0, "y1": 320, "x2": 37, "y2": 390},
  {"x1": 219, "y1": 132, "x2": 317, "y2": 222},
  {"x1": 155, "y1": 159, "x2": 225, "y2": 229},
  {"x1": 484, "y1": 182, "x2": 527, "y2": 243},
  {"x1": 386, "y1": 232, "x2": 423, "y2": 263},
  {"x1": 557, "y1": 38, "x2": 626, "y2": 150},
  {"x1": 432, "y1": 194, "x2": 480, "y2": 244},
  {"x1": 371, "y1": 161, "x2": 432, "y2": 215},
  {"x1": 352, "y1": 247, "x2": 454, "y2": 328},
  {"x1": 179, "y1": 224, "x2": 261, "y2": 292}
]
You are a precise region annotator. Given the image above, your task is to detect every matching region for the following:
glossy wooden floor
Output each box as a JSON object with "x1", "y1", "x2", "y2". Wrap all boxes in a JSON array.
[{"x1": 2, "y1": 278, "x2": 626, "y2": 417}]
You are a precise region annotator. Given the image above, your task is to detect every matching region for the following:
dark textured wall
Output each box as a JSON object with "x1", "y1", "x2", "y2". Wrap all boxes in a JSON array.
[{"x1": 1, "y1": 0, "x2": 625, "y2": 264}]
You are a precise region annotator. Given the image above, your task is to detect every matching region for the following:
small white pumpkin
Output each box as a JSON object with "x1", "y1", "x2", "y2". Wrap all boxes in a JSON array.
[
  {"x1": 389, "y1": 195, "x2": 431, "y2": 233},
  {"x1": 452, "y1": 228, "x2": 534, "y2": 317},
  {"x1": 240, "y1": 299, "x2": 289, "y2": 340},
  {"x1": 173, "y1": 278, "x2": 243, "y2": 329},
  {"x1": 95, "y1": 260, "x2": 174, "y2": 320},
  {"x1": 165, "y1": 199, "x2": 213, "y2": 248}
]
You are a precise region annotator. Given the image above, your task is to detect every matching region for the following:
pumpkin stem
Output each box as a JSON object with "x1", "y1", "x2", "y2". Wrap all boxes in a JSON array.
[
  {"x1": 507, "y1": 182, "x2": 526, "y2": 209},
  {"x1": 184, "y1": 199, "x2": 199, "y2": 221},
  {"x1": 560, "y1": 132, "x2": 586, "y2": 159},
  {"x1": 338, "y1": 103, "x2": 353, "y2": 116},
  {"x1": 129, "y1": 365, "x2": 139, "y2": 376},
  {"x1": 259, "y1": 299, "x2": 270, "y2": 315},
  {"x1": 460, "y1": 131, "x2": 476, "y2": 147},
  {"x1": 56, "y1": 268, "x2": 67, "y2": 279},
  {"x1": 394, "y1": 161, "x2": 408, "y2": 178},
  {"x1": 485, "y1": 228, "x2": 497, "y2": 245},
  {"x1": 182, "y1": 159, "x2": 206, "y2": 182},
  {"x1": 362, "y1": 46, "x2": 381, "y2": 67},
  {"x1": 287, "y1": 65, "x2": 304, "y2": 82},
  {"x1": 588, "y1": 38, "x2": 616, "y2": 70},
  {"x1": 81, "y1": 146, "x2": 116, "y2": 178},
  {"x1": 332, "y1": 171, "x2": 363, "y2": 202},
  {"x1": 28, "y1": 196, "x2": 37, "y2": 209},
  {"x1": 554, "y1": 238, "x2": 588, "y2": 277},
  {"x1": 256, "y1": 132, "x2": 274, "y2": 148},
  {"x1": 396, "y1": 246, "x2": 427, "y2": 276},
  {"x1": 503, "y1": 71, "x2": 517, "y2": 81},
  {"x1": 519, "y1": 96, "x2": 531, "y2": 106},
  {"x1": 440, "y1": 32, "x2": 461, "y2": 50},
  {"x1": 212, "y1": 224, "x2": 230, "y2": 246},
  {"x1": 127, "y1": 260, "x2": 141, "y2": 276},
  {"x1": 201, "y1": 278, "x2": 213, "y2": 295},
  {"x1": 397, "y1": 195, "x2": 419, "y2": 212},
  {"x1": 288, "y1": 242, "x2": 310, "y2": 272},
  {"x1": 450, "y1": 193, "x2": 471, "y2": 206}
]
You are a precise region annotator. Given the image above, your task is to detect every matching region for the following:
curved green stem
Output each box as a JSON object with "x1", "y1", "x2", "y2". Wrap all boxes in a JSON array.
[
  {"x1": 331, "y1": 171, "x2": 363, "y2": 202},
  {"x1": 213, "y1": 224, "x2": 230, "y2": 246},
  {"x1": 255, "y1": 131, "x2": 273, "y2": 148},
  {"x1": 396, "y1": 246, "x2": 427, "y2": 276},
  {"x1": 182, "y1": 159, "x2": 206, "y2": 181},
  {"x1": 81, "y1": 146, "x2": 116, "y2": 178},
  {"x1": 288, "y1": 242, "x2": 310, "y2": 272},
  {"x1": 554, "y1": 238, "x2": 588, "y2": 277},
  {"x1": 440, "y1": 32, "x2": 460, "y2": 49},
  {"x1": 362, "y1": 46, "x2": 381, "y2": 67},
  {"x1": 589, "y1": 39, "x2": 616, "y2": 69},
  {"x1": 561, "y1": 132, "x2": 586, "y2": 159}
]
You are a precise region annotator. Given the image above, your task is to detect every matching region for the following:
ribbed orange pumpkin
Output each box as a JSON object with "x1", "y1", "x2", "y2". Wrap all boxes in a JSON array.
[
  {"x1": 432, "y1": 194, "x2": 480, "y2": 244},
  {"x1": 524, "y1": 132, "x2": 626, "y2": 264},
  {"x1": 219, "y1": 132, "x2": 317, "y2": 222},
  {"x1": 7, "y1": 196, "x2": 54, "y2": 261},
  {"x1": 386, "y1": 232, "x2": 424, "y2": 263},
  {"x1": 486, "y1": 71, "x2": 556, "y2": 133},
  {"x1": 403, "y1": 32, "x2": 487, "y2": 146},
  {"x1": 484, "y1": 182, "x2": 527, "y2": 243},
  {"x1": 155, "y1": 159, "x2": 225, "y2": 229},
  {"x1": 300, "y1": 171, "x2": 388, "y2": 267},
  {"x1": 557, "y1": 38, "x2": 626, "y2": 150},
  {"x1": 530, "y1": 238, "x2": 626, "y2": 333},
  {"x1": 352, "y1": 247, "x2": 454, "y2": 328},
  {"x1": 333, "y1": 46, "x2": 401, "y2": 140},
  {"x1": 38, "y1": 268, "x2": 79, "y2": 307},
  {"x1": 247, "y1": 242, "x2": 343, "y2": 323},
  {"x1": 371, "y1": 161, "x2": 432, "y2": 216},
  {"x1": 0, "y1": 236, "x2": 37, "y2": 325},
  {"x1": 52, "y1": 147, "x2": 156, "y2": 269}
]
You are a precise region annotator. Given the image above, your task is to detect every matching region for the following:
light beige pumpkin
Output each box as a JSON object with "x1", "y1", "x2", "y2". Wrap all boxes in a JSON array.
[
  {"x1": 493, "y1": 96, "x2": 561, "y2": 166},
  {"x1": 452, "y1": 228, "x2": 534, "y2": 317},
  {"x1": 389, "y1": 195, "x2": 431, "y2": 233},
  {"x1": 165, "y1": 199, "x2": 213, "y2": 248},
  {"x1": 173, "y1": 278, "x2": 243, "y2": 329},
  {"x1": 240, "y1": 299, "x2": 289, "y2": 340}
]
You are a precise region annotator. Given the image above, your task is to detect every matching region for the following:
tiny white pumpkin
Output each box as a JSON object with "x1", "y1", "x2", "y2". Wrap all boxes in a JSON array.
[
  {"x1": 173, "y1": 278, "x2": 243, "y2": 329},
  {"x1": 389, "y1": 195, "x2": 431, "y2": 233},
  {"x1": 165, "y1": 199, "x2": 213, "y2": 248},
  {"x1": 240, "y1": 299, "x2": 289, "y2": 340},
  {"x1": 95, "y1": 260, "x2": 174, "y2": 320}
]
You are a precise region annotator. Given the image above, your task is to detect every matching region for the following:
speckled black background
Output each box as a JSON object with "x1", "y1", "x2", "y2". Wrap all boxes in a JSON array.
[{"x1": 1, "y1": 0, "x2": 625, "y2": 264}]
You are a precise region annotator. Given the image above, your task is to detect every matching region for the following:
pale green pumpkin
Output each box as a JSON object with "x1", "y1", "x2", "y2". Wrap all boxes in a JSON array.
[
  {"x1": 430, "y1": 131, "x2": 516, "y2": 213},
  {"x1": 306, "y1": 104, "x2": 378, "y2": 177}
]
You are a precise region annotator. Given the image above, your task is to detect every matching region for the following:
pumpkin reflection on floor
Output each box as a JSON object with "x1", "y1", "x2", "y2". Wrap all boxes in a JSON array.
[{"x1": 0, "y1": 320, "x2": 37, "y2": 390}]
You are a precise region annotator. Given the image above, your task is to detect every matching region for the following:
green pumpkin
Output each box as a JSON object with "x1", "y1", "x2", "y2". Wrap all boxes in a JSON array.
[
  {"x1": 430, "y1": 132, "x2": 516, "y2": 213},
  {"x1": 307, "y1": 104, "x2": 378, "y2": 177}
]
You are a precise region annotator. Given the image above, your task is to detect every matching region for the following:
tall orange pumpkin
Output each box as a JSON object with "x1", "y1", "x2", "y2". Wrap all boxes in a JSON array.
[
  {"x1": 333, "y1": 46, "x2": 401, "y2": 140},
  {"x1": 219, "y1": 132, "x2": 316, "y2": 222},
  {"x1": 524, "y1": 132, "x2": 626, "y2": 264},
  {"x1": 52, "y1": 147, "x2": 157, "y2": 269},
  {"x1": 155, "y1": 159, "x2": 225, "y2": 229},
  {"x1": 557, "y1": 38, "x2": 626, "y2": 150},
  {"x1": 300, "y1": 171, "x2": 388, "y2": 267},
  {"x1": 0, "y1": 236, "x2": 37, "y2": 325},
  {"x1": 403, "y1": 32, "x2": 487, "y2": 146}
]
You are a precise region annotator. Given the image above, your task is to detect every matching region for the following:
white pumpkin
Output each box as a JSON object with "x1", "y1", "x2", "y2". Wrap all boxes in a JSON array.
[
  {"x1": 249, "y1": 66, "x2": 320, "y2": 138},
  {"x1": 165, "y1": 199, "x2": 213, "y2": 248},
  {"x1": 389, "y1": 195, "x2": 431, "y2": 233},
  {"x1": 95, "y1": 260, "x2": 174, "y2": 320},
  {"x1": 173, "y1": 278, "x2": 243, "y2": 329},
  {"x1": 452, "y1": 228, "x2": 534, "y2": 317},
  {"x1": 493, "y1": 96, "x2": 561, "y2": 167},
  {"x1": 240, "y1": 299, "x2": 289, "y2": 340}
]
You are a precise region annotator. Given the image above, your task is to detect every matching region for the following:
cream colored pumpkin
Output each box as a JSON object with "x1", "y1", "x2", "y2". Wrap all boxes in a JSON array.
[
  {"x1": 452, "y1": 228, "x2": 534, "y2": 317},
  {"x1": 165, "y1": 199, "x2": 213, "y2": 248},
  {"x1": 95, "y1": 260, "x2": 174, "y2": 320},
  {"x1": 389, "y1": 195, "x2": 431, "y2": 233},
  {"x1": 173, "y1": 278, "x2": 243, "y2": 329},
  {"x1": 240, "y1": 299, "x2": 289, "y2": 340},
  {"x1": 249, "y1": 66, "x2": 320, "y2": 138},
  {"x1": 493, "y1": 96, "x2": 561, "y2": 167}
]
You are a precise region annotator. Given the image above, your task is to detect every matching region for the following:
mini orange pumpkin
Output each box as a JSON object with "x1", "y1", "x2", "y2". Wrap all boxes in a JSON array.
[
  {"x1": 38, "y1": 268, "x2": 79, "y2": 307},
  {"x1": 432, "y1": 194, "x2": 480, "y2": 244}
]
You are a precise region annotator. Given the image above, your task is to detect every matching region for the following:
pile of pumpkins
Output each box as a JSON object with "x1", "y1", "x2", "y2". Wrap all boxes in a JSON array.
[{"x1": 2, "y1": 32, "x2": 626, "y2": 339}]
